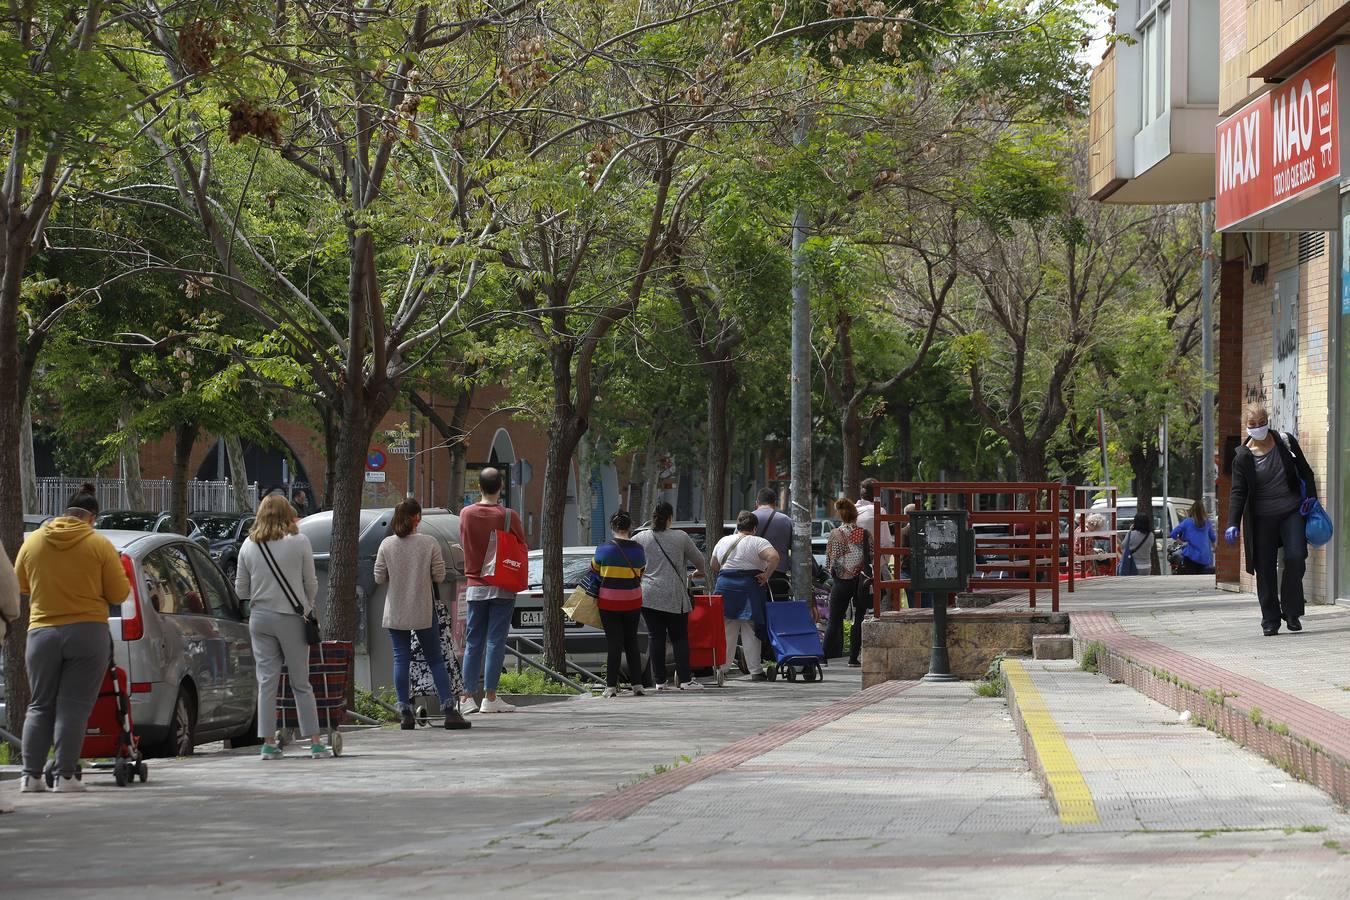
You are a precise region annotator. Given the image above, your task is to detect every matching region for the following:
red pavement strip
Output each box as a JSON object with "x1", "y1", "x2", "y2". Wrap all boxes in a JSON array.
[
  {"x1": 565, "y1": 680, "x2": 917, "y2": 822},
  {"x1": 1074, "y1": 611, "x2": 1350, "y2": 805}
]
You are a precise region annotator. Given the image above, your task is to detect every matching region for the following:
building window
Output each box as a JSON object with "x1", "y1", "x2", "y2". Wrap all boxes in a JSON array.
[{"x1": 1140, "y1": 2, "x2": 1171, "y2": 125}]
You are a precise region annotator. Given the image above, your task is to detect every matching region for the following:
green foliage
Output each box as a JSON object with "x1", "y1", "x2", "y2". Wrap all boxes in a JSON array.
[
  {"x1": 354, "y1": 687, "x2": 401, "y2": 723},
  {"x1": 497, "y1": 670, "x2": 581, "y2": 696},
  {"x1": 1080, "y1": 641, "x2": 1104, "y2": 673}
]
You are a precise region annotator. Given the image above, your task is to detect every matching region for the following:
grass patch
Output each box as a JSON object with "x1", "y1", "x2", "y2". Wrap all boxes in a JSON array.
[
  {"x1": 0, "y1": 742, "x2": 9, "y2": 765},
  {"x1": 974, "y1": 653, "x2": 1005, "y2": 698},
  {"x1": 497, "y1": 670, "x2": 581, "y2": 695},
  {"x1": 354, "y1": 687, "x2": 401, "y2": 723},
  {"x1": 1080, "y1": 641, "x2": 1105, "y2": 674},
  {"x1": 1285, "y1": 825, "x2": 1327, "y2": 834},
  {"x1": 1249, "y1": 707, "x2": 1264, "y2": 727}
]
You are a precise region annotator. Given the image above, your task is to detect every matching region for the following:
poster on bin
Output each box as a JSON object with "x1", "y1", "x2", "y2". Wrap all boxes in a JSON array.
[{"x1": 1216, "y1": 47, "x2": 1343, "y2": 231}]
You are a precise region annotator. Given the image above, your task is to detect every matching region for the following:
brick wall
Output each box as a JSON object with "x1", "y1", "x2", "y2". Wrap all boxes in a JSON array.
[{"x1": 1234, "y1": 232, "x2": 1332, "y2": 603}]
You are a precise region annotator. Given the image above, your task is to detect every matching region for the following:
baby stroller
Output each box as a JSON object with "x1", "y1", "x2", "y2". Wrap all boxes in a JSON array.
[
  {"x1": 44, "y1": 654, "x2": 147, "y2": 788},
  {"x1": 763, "y1": 601, "x2": 826, "y2": 683}
]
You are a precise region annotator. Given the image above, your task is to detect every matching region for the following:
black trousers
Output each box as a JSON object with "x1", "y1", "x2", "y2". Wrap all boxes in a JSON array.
[
  {"x1": 822, "y1": 576, "x2": 865, "y2": 663},
  {"x1": 642, "y1": 607, "x2": 691, "y2": 685},
  {"x1": 598, "y1": 608, "x2": 644, "y2": 688},
  {"x1": 1252, "y1": 509, "x2": 1307, "y2": 629},
  {"x1": 1179, "y1": 557, "x2": 1215, "y2": 575}
]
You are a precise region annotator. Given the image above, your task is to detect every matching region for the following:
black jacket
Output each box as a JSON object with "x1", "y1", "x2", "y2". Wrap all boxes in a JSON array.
[{"x1": 1226, "y1": 431, "x2": 1316, "y2": 574}]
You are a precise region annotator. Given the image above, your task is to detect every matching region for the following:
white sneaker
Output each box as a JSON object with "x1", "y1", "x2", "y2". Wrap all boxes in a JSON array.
[
  {"x1": 459, "y1": 697, "x2": 480, "y2": 716},
  {"x1": 653, "y1": 681, "x2": 673, "y2": 692},
  {"x1": 631, "y1": 684, "x2": 646, "y2": 696},
  {"x1": 479, "y1": 697, "x2": 517, "y2": 713},
  {"x1": 54, "y1": 775, "x2": 86, "y2": 794},
  {"x1": 19, "y1": 775, "x2": 47, "y2": 794},
  {"x1": 0, "y1": 797, "x2": 13, "y2": 813},
  {"x1": 680, "y1": 680, "x2": 705, "y2": 691},
  {"x1": 601, "y1": 687, "x2": 618, "y2": 698}
]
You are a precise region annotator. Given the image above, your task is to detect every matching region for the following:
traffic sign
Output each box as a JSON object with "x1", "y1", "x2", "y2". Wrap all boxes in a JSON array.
[
  {"x1": 367, "y1": 448, "x2": 387, "y2": 471},
  {"x1": 365, "y1": 470, "x2": 387, "y2": 483}
]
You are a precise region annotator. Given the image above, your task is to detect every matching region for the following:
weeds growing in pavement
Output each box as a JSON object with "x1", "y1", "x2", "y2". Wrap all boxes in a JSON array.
[
  {"x1": 974, "y1": 654, "x2": 1005, "y2": 698},
  {"x1": 1080, "y1": 641, "x2": 1105, "y2": 673},
  {"x1": 1249, "y1": 707, "x2": 1264, "y2": 727},
  {"x1": 354, "y1": 687, "x2": 401, "y2": 723},
  {"x1": 496, "y1": 671, "x2": 581, "y2": 695}
]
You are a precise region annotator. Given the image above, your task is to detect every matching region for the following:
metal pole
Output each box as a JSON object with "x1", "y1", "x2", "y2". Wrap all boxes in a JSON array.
[
  {"x1": 922, "y1": 592, "x2": 957, "y2": 682},
  {"x1": 788, "y1": 110, "x2": 813, "y2": 602},
  {"x1": 1162, "y1": 412, "x2": 1169, "y2": 510},
  {"x1": 1201, "y1": 201, "x2": 1216, "y2": 517}
]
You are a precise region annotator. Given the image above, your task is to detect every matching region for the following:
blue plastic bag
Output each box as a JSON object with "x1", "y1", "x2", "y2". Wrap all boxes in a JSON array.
[{"x1": 1306, "y1": 500, "x2": 1334, "y2": 546}]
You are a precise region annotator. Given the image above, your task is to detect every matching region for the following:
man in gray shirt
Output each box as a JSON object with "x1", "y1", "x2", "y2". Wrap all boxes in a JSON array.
[{"x1": 753, "y1": 489, "x2": 792, "y2": 601}]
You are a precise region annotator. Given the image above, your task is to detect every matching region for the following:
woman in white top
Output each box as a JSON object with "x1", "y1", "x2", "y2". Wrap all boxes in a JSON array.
[
  {"x1": 234, "y1": 494, "x2": 330, "y2": 760},
  {"x1": 373, "y1": 498, "x2": 469, "y2": 730},
  {"x1": 709, "y1": 510, "x2": 780, "y2": 681}
]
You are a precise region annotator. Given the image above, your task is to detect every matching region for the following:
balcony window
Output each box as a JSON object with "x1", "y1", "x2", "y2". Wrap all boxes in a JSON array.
[{"x1": 1140, "y1": 2, "x2": 1171, "y2": 125}]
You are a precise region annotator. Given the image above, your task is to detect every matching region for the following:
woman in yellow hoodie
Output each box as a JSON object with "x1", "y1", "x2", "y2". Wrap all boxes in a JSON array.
[{"x1": 13, "y1": 484, "x2": 131, "y2": 795}]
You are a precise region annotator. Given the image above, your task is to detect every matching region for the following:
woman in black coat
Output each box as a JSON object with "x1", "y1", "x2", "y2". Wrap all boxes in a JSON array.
[{"x1": 1224, "y1": 403, "x2": 1318, "y2": 636}]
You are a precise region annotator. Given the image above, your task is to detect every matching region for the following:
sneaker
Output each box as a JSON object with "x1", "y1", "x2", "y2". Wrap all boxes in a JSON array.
[
  {"x1": 653, "y1": 681, "x2": 673, "y2": 692},
  {"x1": 847, "y1": 660, "x2": 862, "y2": 668},
  {"x1": 601, "y1": 687, "x2": 618, "y2": 698},
  {"x1": 0, "y1": 797, "x2": 13, "y2": 813},
  {"x1": 309, "y1": 741, "x2": 333, "y2": 759},
  {"x1": 459, "y1": 697, "x2": 480, "y2": 716},
  {"x1": 19, "y1": 774, "x2": 47, "y2": 794},
  {"x1": 631, "y1": 684, "x2": 646, "y2": 696},
  {"x1": 479, "y1": 697, "x2": 517, "y2": 713},
  {"x1": 443, "y1": 705, "x2": 472, "y2": 730},
  {"x1": 54, "y1": 775, "x2": 86, "y2": 793},
  {"x1": 259, "y1": 744, "x2": 284, "y2": 761},
  {"x1": 679, "y1": 680, "x2": 704, "y2": 691},
  {"x1": 400, "y1": 708, "x2": 416, "y2": 730}
]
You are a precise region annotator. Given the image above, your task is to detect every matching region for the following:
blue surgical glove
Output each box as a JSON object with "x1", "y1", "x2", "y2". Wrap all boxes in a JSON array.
[
  {"x1": 1224, "y1": 526, "x2": 1239, "y2": 545},
  {"x1": 1300, "y1": 497, "x2": 1317, "y2": 516}
]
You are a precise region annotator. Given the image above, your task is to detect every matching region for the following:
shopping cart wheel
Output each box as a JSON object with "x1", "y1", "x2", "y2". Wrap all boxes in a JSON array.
[
  {"x1": 114, "y1": 757, "x2": 128, "y2": 787},
  {"x1": 42, "y1": 760, "x2": 54, "y2": 789},
  {"x1": 137, "y1": 761, "x2": 149, "y2": 783},
  {"x1": 802, "y1": 664, "x2": 817, "y2": 683},
  {"x1": 785, "y1": 665, "x2": 797, "y2": 682},
  {"x1": 715, "y1": 668, "x2": 726, "y2": 687},
  {"x1": 765, "y1": 665, "x2": 777, "y2": 682},
  {"x1": 416, "y1": 705, "x2": 429, "y2": 727},
  {"x1": 331, "y1": 731, "x2": 344, "y2": 757}
]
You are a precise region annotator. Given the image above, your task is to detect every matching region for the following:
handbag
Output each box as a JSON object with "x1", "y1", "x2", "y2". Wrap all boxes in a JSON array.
[
  {"x1": 481, "y1": 507, "x2": 529, "y2": 593},
  {"x1": 563, "y1": 584, "x2": 602, "y2": 629},
  {"x1": 1294, "y1": 470, "x2": 1335, "y2": 547},
  {"x1": 1116, "y1": 532, "x2": 1139, "y2": 577},
  {"x1": 258, "y1": 540, "x2": 321, "y2": 644}
]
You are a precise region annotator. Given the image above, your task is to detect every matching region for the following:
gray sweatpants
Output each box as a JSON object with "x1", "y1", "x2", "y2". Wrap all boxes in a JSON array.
[
  {"x1": 250, "y1": 608, "x2": 320, "y2": 739},
  {"x1": 23, "y1": 621, "x2": 111, "y2": 778}
]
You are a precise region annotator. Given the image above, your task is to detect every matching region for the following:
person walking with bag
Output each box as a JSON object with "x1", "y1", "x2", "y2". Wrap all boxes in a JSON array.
[
  {"x1": 374, "y1": 499, "x2": 471, "y2": 731},
  {"x1": 822, "y1": 498, "x2": 869, "y2": 667},
  {"x1": 709, "y1": 511, "x2": 780, "y2": 682},
  {"x1": 1225, "y1": 403, "x2": 1319, "y2": 635},
  {"x1": 635, "y1": 501, "x2": 707, "y2": 691},
  {"x1": 591, "y1": 510, "x2": 648, "y2": 698},
  {"x1": 1118, "y1": 513, "x2": 1155, "y2": 576},
  {"x1": 234, "y1": 494, "x2": 331, "y2": 760},
  {"x1": 13, "y1": 485, "x2": 130, "y2": 795},
  {"x1": 459, "y1": 467, "x2": 528, "y2": 714},
  {"x1": 1169, "y1": 501, "x2": 1217, "y2": 575}
]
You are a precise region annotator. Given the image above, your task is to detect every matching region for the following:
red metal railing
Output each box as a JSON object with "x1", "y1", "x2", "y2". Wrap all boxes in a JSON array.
[
  {"x1": 869, "y1": 482, "x2": 1071, "y2": 614},
  {"x1": 1067, "y1": 485, "x2": 1120, "y2": 587}
]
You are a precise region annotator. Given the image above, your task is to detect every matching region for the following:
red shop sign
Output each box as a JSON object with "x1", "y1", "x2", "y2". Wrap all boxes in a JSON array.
[{"x1": 1216, "y1": 47, "x2": 1342, "y2": 231}]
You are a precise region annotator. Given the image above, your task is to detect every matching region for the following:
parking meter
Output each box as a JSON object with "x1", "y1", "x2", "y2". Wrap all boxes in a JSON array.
[
  {"x1": 908, "y1": 509, "x2": 974, "y2": 681},
  {"x1": 909, "y1": 510, "x2": 975, "y2": 593}
]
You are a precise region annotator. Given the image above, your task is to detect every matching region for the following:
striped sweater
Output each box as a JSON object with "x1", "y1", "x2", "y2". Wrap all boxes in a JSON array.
[{"x1": 590, "y1": 539, "x2": 646, "y2": 612}]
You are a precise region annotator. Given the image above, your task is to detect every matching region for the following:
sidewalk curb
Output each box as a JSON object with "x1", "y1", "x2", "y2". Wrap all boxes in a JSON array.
[
  {"x1": 1000, "y1": 660, "x2": 1099, "y2": 825},
  {"x1": 1072, "y1": 612, "x2": 1350, "y2": 807}
]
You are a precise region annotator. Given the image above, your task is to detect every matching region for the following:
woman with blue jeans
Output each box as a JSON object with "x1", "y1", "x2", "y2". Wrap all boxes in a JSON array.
[{"x1": 374, "y1": 499, "x2": 471, "y2": 730}]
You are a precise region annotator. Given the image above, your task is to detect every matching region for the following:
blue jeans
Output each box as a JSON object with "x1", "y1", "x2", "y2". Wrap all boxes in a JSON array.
[
  {"x1": 463, "y1": 598, "x2": 515, "y2": 695},
  {"x1": 389, "y1": 608, "x2": 453, "y2": 711}
]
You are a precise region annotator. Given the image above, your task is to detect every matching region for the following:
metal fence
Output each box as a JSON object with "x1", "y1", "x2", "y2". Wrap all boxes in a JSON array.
[{"x1": 35, "y1": 477, "x2": 259, "y2": 516}]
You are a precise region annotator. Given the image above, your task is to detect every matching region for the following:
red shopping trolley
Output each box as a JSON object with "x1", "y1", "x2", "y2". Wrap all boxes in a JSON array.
[
  {"x1": 688, "y1": 594, "x2": 728, "y2": 687},
  {"x1": 43, "y1": 657, "x2": 146, "y2": 788},
  {"x1": 276, "y1": 641, "x2": 352, "y2": 756}
]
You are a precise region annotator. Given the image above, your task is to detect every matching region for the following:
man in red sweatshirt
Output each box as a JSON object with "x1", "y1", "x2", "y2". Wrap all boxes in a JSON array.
[{"x1": 459, "y1": 467, "x2": 527, "y2": 714}]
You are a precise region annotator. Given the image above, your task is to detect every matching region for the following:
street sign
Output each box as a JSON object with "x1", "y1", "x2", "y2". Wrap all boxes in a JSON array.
[
  {"x1": 367, "y1": 448, "x2": 386, "y2": 471},
  {"x1": 365, "y1": 470, "x2": 387, "y2": 483},
  {"x1": 388, "y1": 438, "x2": 411, "y2": 455}
]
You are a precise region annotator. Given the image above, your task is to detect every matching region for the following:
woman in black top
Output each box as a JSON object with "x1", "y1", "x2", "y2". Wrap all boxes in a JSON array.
[{"x1": 1225, "y1": 403, "x2": 1318, "y2": 635}]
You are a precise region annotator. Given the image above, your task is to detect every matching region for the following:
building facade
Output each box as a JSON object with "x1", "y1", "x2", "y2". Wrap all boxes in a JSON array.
[{"x1": 1089, "y1": 0, "x2": 1350, "y2": 602}]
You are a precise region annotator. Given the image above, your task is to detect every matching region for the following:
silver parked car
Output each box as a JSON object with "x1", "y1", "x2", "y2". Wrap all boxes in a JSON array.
[{"x1": 104, "y1": 531, "x2": 257, "y2": 756}]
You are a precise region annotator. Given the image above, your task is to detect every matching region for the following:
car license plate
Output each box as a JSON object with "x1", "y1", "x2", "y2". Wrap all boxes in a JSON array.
[{"x1": 518, "y1": 610, "x2": 543, "y2": 627}]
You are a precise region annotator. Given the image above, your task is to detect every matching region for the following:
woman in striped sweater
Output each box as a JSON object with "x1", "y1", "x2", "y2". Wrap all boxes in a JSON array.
[{"x1": 590, "y1": 510, "x2": 647, "y2": 698}]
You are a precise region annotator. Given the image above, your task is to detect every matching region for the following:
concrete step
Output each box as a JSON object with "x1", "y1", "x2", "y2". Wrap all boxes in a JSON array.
[{"x1": 1032, "y1": 634, "x2": 1073, "y2": 659}]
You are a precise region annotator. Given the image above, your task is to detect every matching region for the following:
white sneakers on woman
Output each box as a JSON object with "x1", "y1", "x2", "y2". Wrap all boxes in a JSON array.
[{"x1": 478, "y1": 697, "x2": 517, "y2": 713}]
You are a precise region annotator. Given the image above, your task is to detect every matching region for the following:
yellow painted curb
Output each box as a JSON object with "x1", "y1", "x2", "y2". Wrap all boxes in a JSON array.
[{"x1": 1003, "y1": 659, "x2": 1100, "y2": 825}]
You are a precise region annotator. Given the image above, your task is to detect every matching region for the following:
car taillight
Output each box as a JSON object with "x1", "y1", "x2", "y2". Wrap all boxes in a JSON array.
[{"x1": 120, "y1": 554, "x2": 144, "y2": 641}]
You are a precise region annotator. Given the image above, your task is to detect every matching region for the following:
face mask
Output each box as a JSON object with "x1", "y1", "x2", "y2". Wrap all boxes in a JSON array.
[{"x1": 1247, "y1": 425, "x2": 1270, "y2": 441}]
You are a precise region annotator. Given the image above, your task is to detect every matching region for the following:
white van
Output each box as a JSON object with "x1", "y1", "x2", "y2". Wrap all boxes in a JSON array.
[{"x1": 1089, "y1": 496, "x2": 1196, "y2": 573}]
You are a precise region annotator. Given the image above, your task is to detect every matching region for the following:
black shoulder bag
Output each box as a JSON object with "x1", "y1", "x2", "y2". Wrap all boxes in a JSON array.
[{"x1": 258, "y1": 540, "x2": 321, "y2": 645}]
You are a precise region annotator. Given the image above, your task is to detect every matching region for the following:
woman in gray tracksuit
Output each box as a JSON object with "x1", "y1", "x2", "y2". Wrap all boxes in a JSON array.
[{"x1": 235, "y1": 493, "x2": 330, "y2": 760}]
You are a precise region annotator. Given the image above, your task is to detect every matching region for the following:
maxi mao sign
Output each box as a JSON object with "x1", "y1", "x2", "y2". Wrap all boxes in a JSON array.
[{"x1": 1217, "y1": 48, "x2": 1343, "y2": 231}]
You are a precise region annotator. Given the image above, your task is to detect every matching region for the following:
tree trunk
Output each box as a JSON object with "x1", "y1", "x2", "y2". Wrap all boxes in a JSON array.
[
  {"x1": 320, "y1": 404, "x2": 338, "y2": 510},
  {"x1": 171, "y1": 422, "x2": 197, "y2": 534},
  {"x1": 120, "y1": 399, "x2": 146, "y2": 510},
  {"x1": 540, "y1": 407, "x2": 585, "y2": 672},
  {"x1": 895, "y1": 400, "x2": 915, "y2": 481},
  {"x1": 20, "y1": 395, "x2": 38, "y2": 514},
  {"x1": 576, "y1": 430, "x2": 594, "y2": 544},
  {"x1": 703, "y1": 363, "x2": 736, "y2": 550},
  {"x1": 841, "y1": 399, "x2": 863, "y2": 500},
  {"x1": 325, "y1": 401, "x2": 374, "y2": 643},
  {"x1": 447, "y1": 386, "x2": 473, "y2": 509},
  {"x1": 641, "y1": 431, "x2": 659, "y2": 523},
  {"x1": 1017, "y1": 441, "x2": 1050, "y2": 482},
  {"x1": 224, "y1": 433, "x2": 251, "y2": 513}
]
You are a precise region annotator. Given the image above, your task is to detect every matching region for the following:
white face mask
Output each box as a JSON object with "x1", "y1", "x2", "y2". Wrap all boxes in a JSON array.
[{"x1": 1247, "y1": 425, "x2": 1270, "y2": 441}]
